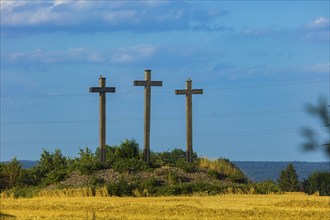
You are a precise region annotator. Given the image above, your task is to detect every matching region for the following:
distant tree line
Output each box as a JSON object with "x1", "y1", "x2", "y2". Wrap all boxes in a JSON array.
[{"x1": 1, "y1": 139, "x2": 329, "y2": 197}]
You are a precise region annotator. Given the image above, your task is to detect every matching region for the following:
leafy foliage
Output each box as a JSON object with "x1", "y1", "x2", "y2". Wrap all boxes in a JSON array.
[
  {"x1": 73, "y1": 147, "x2": 101, "y2": 174},
  {"x1": 0, "y1": 158, "x2": 22, "y2": 190},
  {"x1": 303, "y1": 172, "x2": 330, "y2": 196},
  {"x1": 301, "y1": 96, "x2": 330, "y2": 158},
  {"x1": 254, "y1": 180, "x2": 280, "y2": 194},
  {"x1": 35, "y1": 149, "x2": 69, "y2": 185},
  {"x1": 2, "y1": 139, "x2": 289, "y2": 198}
]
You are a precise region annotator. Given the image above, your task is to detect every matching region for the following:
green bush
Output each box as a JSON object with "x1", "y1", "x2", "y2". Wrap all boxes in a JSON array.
[
  {"x1": 141, "y1": 176, "x2": 162, "y2": 195},
  {"x1": 88, "y1": 176, "x2": 106, "y2": 188},
  {"x1": 304, "y1": 172, "x2": 330, "y2": 196},
  {"x1": 255, "y1": 180, "x2": 280, "y2": 194},
  {"x1": 73, "y1": 147, "x2": 102, "y2": 175},
  {"x1": 0, "y1": 158, "x2": 22, "y2": 190},
  {"x1": 107, "y1": 177, "x2": 134, "y2": 196},
  {"x1": 175, "y1": 158, "x2": 198, "y2": 172},
  {"x1": 113, "y1": 158, "x2": 147, "y2": 173},
  {"x1": 3, "y1": 186, "x2": 40, "y2": 198},
  {"x1": 115, "y1": 139, "x2": 140, "y2": 159}
]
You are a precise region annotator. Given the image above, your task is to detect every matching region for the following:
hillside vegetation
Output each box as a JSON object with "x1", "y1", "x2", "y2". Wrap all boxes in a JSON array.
[{"x1": 1, "y1": 139, "x2": 329, "y2": 198}]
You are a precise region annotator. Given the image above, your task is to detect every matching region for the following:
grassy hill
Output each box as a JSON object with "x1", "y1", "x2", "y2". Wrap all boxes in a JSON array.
[{"x1": 8, "y1": 160, "x2": 329, "y2": 182}]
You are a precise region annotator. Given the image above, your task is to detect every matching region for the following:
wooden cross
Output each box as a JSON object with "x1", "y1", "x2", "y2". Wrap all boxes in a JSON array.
[
  {"x1": 89, "y1": 76, "x2": 116, "y2": 163},
  {"x1": 134, "y1": 70, "x2": 162, "y2": 164},
  {"x1": 175, "y1": 78, "x2": 203, "y2": 163}
]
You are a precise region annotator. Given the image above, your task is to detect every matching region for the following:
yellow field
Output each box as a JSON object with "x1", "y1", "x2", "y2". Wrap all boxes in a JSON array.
[{"x1": 1, "y1": 193, "x2": 329, "y2": 219}]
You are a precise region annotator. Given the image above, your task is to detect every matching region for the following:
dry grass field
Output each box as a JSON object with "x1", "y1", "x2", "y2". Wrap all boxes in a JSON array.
[{"x1": 1, "y1": 193, "x2": 329, "y2": 219}]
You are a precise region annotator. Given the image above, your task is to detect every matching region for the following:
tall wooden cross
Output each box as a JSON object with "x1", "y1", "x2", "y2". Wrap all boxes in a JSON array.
[
  {"x1": 175, "y1": 79, "x2": 203, "y2": 163},
  {"x1": 89, "y1": 76, "x2": 116, "y2": 163},
  {"x1": 134, "y1": 70, "x2": 162, "y2": 164}
]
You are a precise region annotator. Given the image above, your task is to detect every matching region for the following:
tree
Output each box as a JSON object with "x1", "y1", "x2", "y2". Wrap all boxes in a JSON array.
[
  {"x1": 34, "y1": 149, "x2": 69, "y2": 184},
  {"x1": 74, "y1": 147, "x2": 101, "y2": 174},
  {"x1": 115, "y1": 139, "x2": 140, "y2": 159},
  {"x1": 304, "y1": 172, "x2": 330, "y2": 196},
  {"x1": 0, "y1": 158, "x2": 22, "y2": 189},
  {"x1": 301, "y1": 96, "x2": 330, "y2": 158},
  {"x1": 278, "y1": 163, "x2": 300, "y2": 192}
]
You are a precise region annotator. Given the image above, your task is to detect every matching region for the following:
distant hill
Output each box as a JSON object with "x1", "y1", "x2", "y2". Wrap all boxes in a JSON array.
[
  {"x1": 1, "y1": 160, "x2": 38, "y2": 169},
  {"x1": 2, "y1": 160, "x2": 329, "y2": 182},
  {"x1": 234, "y1": 161, "x2": 329, "y2": 182}
]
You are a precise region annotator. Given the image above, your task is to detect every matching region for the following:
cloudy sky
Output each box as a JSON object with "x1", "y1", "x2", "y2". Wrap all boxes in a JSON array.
[{"x1": 1, "y1": 0, "x2": 329, "y2": 162}]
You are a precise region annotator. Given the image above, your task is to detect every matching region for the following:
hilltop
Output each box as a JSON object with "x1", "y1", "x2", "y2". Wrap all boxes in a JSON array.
[
  {"x1": 1, "y1": 139, "x2": 252, "y2": 197},
  {"x1": 1, "y1": 139, "x2": 329, "y2": 197},
  {"x1": 5, "y1": 160, "x2": 328, "y2": 183}
]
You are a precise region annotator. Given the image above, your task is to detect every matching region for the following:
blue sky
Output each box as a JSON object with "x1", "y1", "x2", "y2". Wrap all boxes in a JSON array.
[{"x1": 1, "y1": 0, "x2": 329, "y2": 162}]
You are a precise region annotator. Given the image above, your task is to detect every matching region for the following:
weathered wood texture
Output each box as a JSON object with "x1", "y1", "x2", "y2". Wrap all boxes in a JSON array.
[
  {"x1": 134, "y1": 70, "x2": 162, "y2": 164},
  {"x1": 175, "y1": 79, "x2": 203, "y2": 163},
  {"x1": 90, "y1": 76, "x2": 116, "y2": 163}
]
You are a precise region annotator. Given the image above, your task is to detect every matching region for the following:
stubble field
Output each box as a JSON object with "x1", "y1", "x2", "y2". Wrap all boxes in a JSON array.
[{"x1": 1, "y1": 193, "x2": 329, "y2": 219}]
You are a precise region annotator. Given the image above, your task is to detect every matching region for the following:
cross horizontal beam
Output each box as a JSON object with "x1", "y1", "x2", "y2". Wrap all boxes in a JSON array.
[
  {"x1": 175, "y1": 89, "x2": 203, "y2": 95},
  {"x1": 89, "y1": 87, "x2": 116, "y2": 93},
  {"x1": 134, "y1": 80, "x2": 162, "y2": 87}
]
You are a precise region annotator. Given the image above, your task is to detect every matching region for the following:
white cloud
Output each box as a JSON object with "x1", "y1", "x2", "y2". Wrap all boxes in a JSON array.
[
  {"x1": 304, "y1": 63, "x2": 330, "y2": 74},
  {"x1": 305, "y1": 17, "x2": 330, "y2": 30},
  {"x1": 299, "y1": 17, "x2": 330, "y2": 42},
  {"x1": 2, "y1": 44, "x2": 157, "y2": 66},
  {"x1": 236, "y1": 17, "x2": 329, "y2": 43},
  {"x1": 1, "y1": 0, "x2": 229, "y2": 35}
]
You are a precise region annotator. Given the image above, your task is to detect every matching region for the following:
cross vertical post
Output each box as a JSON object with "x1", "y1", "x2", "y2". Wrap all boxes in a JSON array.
[
  {"x1": 134, "y1": 70, "x2": 162, "y2": 164},
  {"x1": 175, "y1": 79, "x2": 203, "y2": 163},
  {"x1": 89, "y1": 76, "x2": 116, "y2": 163}
]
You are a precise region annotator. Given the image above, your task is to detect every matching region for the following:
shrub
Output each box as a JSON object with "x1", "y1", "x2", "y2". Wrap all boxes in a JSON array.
[
  {"x1": 304, "y1": 172, "x2": 330, "y2": 196},
  {"x1": 0, "y1": 158, "x2": 22, "y2": 190},
  {"x1": 115, "y1": 139, "x2": 140, "y2": 159},
  {"x1": 175, "y1": 158, "x2": 198, "y2": 172},
  {"x1": 2, "y1": 186, "x2": 40, "y2": 198},
  {"x1": 107, "y1": 177, "x2": 134, "y2": 196},
  {"x1": 255, "y1": 180, "x2": 280, "y2": 194},
  {"x1": 88, "y1": 176, "x2": 105, "y2": 188},
  {"x1": 113, "y1": 158, "x2": 147, "y2": 173},
  {"x1": 141, "y1": 176, "x2": 161, "y2": 194},
  {"x1": 73, "y1": 147, "x2": 102, "y2": 175}
]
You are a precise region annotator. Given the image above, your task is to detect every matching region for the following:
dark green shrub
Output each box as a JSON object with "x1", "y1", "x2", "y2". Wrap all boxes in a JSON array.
[
  {"x1": 157, "y1": 149, "x2": 186, "y2": 166},
  {"x1": 73, "y1": 147, "x2": 102, "y2": 175},
  {"x1": 141, "y1": 176, "x2": 162, "y2": 194},
  {"x1": 3, "y1": 186, "x2": 40, "y2": 198},
  {"x1": 107, "y1": 177, "x2": 134, "y2": 196},
  {"x1": 0, "y1": 158, "x2": 22, "y2": 190},
  {"x1": 175, "y1": 158, "x2": 198, "y2": 172},
  {"x1": 18, "y1": 168, "x2": 40, "y2": 186},
  {"x1": 227, "y1": 173, "x2": 248, "y2": 184},
  {"x1": 255, "y1": 180, "x2": 280, "y2": 194},
  {"x1": 304, "y1": 172, "x2": 330, "y2": 196},
  {"x1": 168, "y1": 171, "x2": 186, "y2": 184},
  {"x1": 113, "y1": 158, "x2": 147, "y2": 173},
  {"x1": 89, "y1": 176, "x2": 105, "y2": 188},
  {"x1": 115, "y1": 139, "x2": 140, "y2": 159}
]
